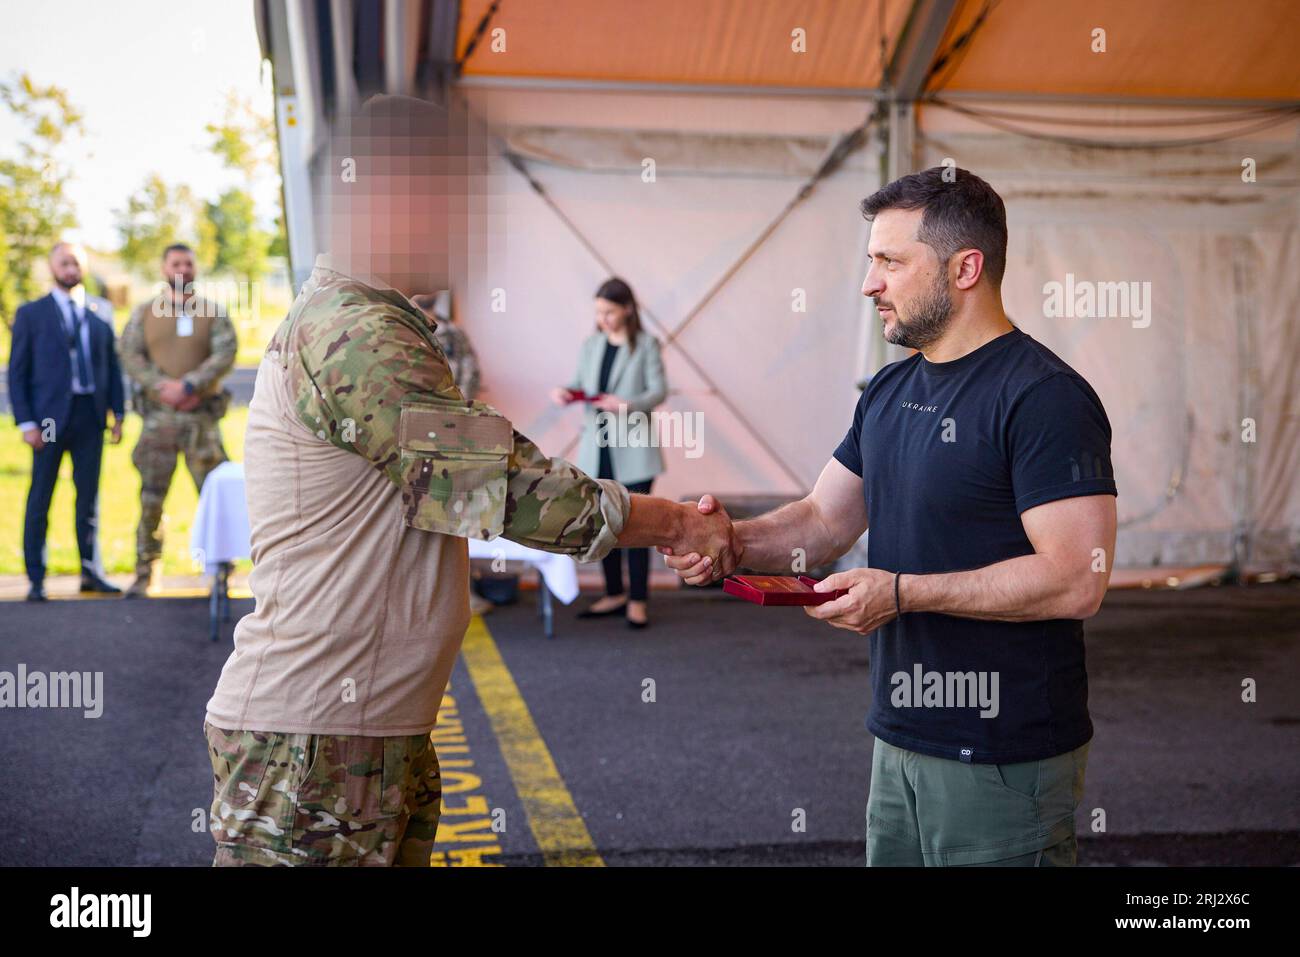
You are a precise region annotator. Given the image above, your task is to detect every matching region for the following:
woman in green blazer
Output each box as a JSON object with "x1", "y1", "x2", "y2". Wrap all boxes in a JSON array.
[{"x1": 550, "y1": 278, "x2": 667, "y2": 628}]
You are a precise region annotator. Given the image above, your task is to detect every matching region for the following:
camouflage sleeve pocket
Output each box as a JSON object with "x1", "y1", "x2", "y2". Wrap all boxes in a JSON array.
[{"x1": 397, "y1": 395, "x2": 512, "y2": 540}]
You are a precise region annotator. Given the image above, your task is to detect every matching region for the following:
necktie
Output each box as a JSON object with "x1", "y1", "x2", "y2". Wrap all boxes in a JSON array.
[{"x1": 68, "y1": 301, "x2": 93, "y2": 392}]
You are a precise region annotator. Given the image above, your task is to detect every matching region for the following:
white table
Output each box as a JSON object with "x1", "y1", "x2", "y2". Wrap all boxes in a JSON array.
[
  {"x1": 467, "y1": 536, "x2": 580, "y2": 639},
  {"x1": 191, "y1": 461, "x2": 250, "y2": 641},
  {"x1": 191, "y1": 462, "x2": 578, "y2": 639}
]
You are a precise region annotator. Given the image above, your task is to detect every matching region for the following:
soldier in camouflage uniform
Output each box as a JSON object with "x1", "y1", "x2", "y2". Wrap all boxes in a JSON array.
[
  {"x1": 201, "y1": 95, "x2": 737, "y2": 866},
  {"x1": 412, "y1": 290, "x2": 481, "y2": 400},
  {"x1": 119, "y1": 243, "x2": 236, "y2": 597}
]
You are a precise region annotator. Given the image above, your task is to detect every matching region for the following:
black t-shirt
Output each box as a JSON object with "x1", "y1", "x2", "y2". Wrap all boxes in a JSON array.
[
  {"x1": 833, "y1": 327, "x2": 1116, "y2": 764},
  {"x1": 596, "y1": 340, "x2": 620, "y2": 479}
]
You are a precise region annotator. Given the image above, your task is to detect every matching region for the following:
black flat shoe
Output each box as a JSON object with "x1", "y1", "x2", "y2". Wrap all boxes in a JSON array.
[
  {"x1": 26, "y1": 584, "x2": 47, "y2": 602},
  {"x1": 80, "y1": 573, "x2": 122, "y2": 594},
  {"x1": 576, "y1": 600, "x2": 629, "y2": 618},
  {"x1": 626, "y1": 617, "x2": 649, "y2": 630}
]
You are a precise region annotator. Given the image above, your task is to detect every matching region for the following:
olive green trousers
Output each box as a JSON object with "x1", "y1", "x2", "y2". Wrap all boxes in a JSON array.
[{"x1": 866, "y1": 736, "x2": 1090, "y2": 866}]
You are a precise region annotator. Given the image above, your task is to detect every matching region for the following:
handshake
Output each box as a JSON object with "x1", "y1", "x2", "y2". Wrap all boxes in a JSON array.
[
  {"x1": 618, "y1": 488, "x2": 896, "y2": 634},
  {"x1": 656, "y1": 494, "x2": 741, "y2": 585}
]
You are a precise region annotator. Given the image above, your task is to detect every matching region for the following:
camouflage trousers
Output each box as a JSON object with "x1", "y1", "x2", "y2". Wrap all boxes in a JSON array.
[
  {"x1": 132, "y1": 408, "x2": 227, "y2": 574},
  {"x1": 204, "y1": 722, "x2": 443, "y2": 866}
]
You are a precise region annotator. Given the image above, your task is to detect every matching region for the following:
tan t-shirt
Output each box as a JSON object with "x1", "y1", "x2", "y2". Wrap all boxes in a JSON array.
[
  {"x1": 203, "y1": 352, "x2": 471, "y2": 736},
  {"x1": 205, "y1": 258, "x2": 628, "y2": 736}
]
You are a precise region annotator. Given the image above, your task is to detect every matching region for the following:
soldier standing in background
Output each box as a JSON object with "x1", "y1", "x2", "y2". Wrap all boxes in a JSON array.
[
  {"x1": 118, "y1": 243, "x2": 237, "y2": 598},
  {"x1": 412, "y1": 289, "x2": 481, "y2": 401}
]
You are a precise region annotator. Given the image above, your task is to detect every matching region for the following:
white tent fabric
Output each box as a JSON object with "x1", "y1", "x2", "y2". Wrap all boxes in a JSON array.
[
  {"x1": 446, "y1": 86, "x2": 1297, "y2": 572},
  {"x1": 919, "y1": 110, "x2": 1300, "y2": 569},
  {"x1": 258, "y1": 0, "x2": 1299, "y2": 574},
  {"x1": 458, "y1": 89, "x2": 881, "y2": 501}
]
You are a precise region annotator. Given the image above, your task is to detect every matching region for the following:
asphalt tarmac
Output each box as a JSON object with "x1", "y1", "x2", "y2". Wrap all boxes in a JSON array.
[{"x1": 1, "y1": 582, "x2": 1297, "y2": 866}]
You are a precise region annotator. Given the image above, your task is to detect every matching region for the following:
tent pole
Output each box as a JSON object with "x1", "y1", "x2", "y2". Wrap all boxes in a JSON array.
[
  {"x1": 267, "y1": 0, "x2": 327, "y2": 291},
  {"x1": 1230, "y1": 238, "x2": 1258, "y2": 583},
  {"x1": 864, "y1": 0, "x2": 957, "y2": 377},
  {"x1": 886, "y1": 100, "x2": 916, "y2": 181}
]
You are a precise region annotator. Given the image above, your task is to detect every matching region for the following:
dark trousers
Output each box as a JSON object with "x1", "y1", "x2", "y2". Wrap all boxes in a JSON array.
[
  {"x1": 598, "y1": 447, "x2": 653, "y2": 601},
  {"x1": 23, "y1": 394, "x2": 105, "y2": 584}
]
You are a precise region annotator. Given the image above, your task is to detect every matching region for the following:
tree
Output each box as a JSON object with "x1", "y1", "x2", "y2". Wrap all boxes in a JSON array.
[
  {"x1": 206, "y1": 187, "x2": 269, "y2": 282},
  {"x1": 113, "y1": 173, "x2": 210, "y2": 276},
  {"x1": 267, "y1": 210, "x2": 288, "y2": 260},
  {"x1": 0, "y1": 73, "x2": 83, "y2": 327},
  {"x1": 206, "y1": 91, "x2": 278, "y2": 181},
  {"x1": 0, "y1": 227, "x2": 15, "y2": 327},
  {"x1": 205, "y1": 90, "x2": 286, "y2": 272}
]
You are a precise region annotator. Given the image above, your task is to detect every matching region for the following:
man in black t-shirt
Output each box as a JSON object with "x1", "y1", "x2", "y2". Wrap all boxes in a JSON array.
[{"x1": 661, "y1": 167, "x2": 1117, "y2": 866}]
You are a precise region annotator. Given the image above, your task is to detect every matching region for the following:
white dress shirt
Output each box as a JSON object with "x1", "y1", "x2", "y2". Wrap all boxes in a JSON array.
[{"x1": 51, "y1": 286, "x2": 96, "y2": 395}]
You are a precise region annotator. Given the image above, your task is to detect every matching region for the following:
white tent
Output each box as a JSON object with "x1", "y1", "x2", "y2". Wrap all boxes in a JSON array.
[{"x1": 256, "y1": 0, "x2": 1300, "y2": 574}]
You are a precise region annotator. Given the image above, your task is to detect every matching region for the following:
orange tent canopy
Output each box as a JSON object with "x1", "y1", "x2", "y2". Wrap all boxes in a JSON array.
[{"x1": 456, "y1": 0, "x2": 1300, "y2": 102}]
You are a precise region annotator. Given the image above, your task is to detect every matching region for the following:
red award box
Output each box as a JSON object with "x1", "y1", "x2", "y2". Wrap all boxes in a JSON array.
[
  {"x1": 565, "y1": 389, "x2": 602, "y2": 404},
  {"x1": 722, "y1": 575, "x2": 848, "y2": 606}
]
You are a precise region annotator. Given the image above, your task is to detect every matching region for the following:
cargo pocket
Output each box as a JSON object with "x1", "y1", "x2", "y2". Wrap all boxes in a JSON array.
[
  {"x1": 988, "y1": 757, "x2": 1041, "y2": 803},
  {"x1": 382, "y1": 736, "x2": 420, "y2": 818},
  {"x1": 398, "y1": 395, "x2": 512, "y2": 540},
  {"x1": 941, "y1": 755, "x2": 1078, "y2": 865},
  {"x1": 205, "y1": 724, "x2": 300, "y2": 858},
  {"x1": 292, "y1": 735, "x2": 406, "y2": 865}
]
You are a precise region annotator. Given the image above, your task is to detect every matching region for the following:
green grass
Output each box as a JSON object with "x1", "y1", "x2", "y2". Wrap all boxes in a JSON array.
[
  {"x1": 0, "y1": 407, "x2": 249, "y2": 577},
  {"x1": 0, "y1": 272, "x2": 287, "y2": 578},
  {"x1": 231, "y1": 303, "x2": 285, "y2": 367}
]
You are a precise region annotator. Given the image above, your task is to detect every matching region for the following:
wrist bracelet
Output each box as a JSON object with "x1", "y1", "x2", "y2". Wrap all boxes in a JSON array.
[{"x1": 894, "y1": 571, "x2": 903, "y2": 617}]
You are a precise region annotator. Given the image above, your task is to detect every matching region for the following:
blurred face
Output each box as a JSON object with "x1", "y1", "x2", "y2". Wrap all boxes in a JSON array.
[
  {"x1": 595, "y1": 297, "x2": 628, "y2": 335},
  {"x1": 162, "y1": 249, "x2": 196, "y2": 293},
  {"x1": 49, "y1": 244, "x2": 86, "y2": 290},
  {"x1": 325, "y1": 98, "x2": 497, "y2": 298},
  {"x1": 861, "y1": 207, "x2": 954, "y2": 351},
  {"x1": 354, "y1": 170, "x2": 451, "y2": 296}
]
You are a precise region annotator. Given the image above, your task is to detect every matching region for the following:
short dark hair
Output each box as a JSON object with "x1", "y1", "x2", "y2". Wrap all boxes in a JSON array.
[
  {"x1": 162, "y1": 243, "x2": 194, "y2": 259},
  {"x1": 859, "y1": 167, "x2": 1007, "y2": 286}
]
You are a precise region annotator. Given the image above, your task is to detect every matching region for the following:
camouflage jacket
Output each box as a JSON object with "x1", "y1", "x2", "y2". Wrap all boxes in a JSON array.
[{"x1": 266, "y1": 257, "x2": 629, "y2": 561}]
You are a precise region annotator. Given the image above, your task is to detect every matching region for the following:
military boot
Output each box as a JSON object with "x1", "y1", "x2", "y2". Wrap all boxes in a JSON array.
[{"x1": 124, "y1": 564, "x2": 157, "y2": 599}]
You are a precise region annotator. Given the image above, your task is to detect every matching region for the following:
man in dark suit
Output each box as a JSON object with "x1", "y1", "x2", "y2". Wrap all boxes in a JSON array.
[{"x1": 9, "y1": 242, "x2": 125, "y2": 600}]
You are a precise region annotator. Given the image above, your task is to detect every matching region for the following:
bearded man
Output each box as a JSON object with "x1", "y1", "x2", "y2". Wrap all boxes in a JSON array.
[{"x1": 663, "y1": 167, "x2": 1118, "y2": 867}]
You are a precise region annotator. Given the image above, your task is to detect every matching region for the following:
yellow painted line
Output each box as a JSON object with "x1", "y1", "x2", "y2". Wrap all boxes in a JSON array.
[
  {"x1": 429, "y1": 687, "x2": 503, "y2": 867},
  {"x1": 149, "y1": 587, "x2": 254, "y2": 599},
  {"x1": 460, "y1": 615, "x2": 604, "y2": 867}
]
